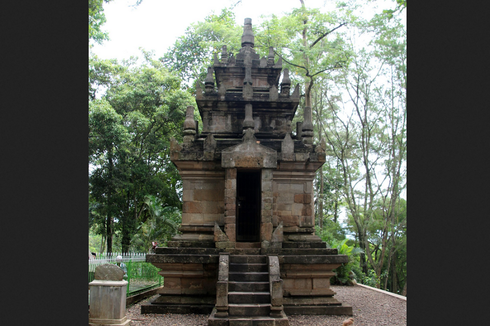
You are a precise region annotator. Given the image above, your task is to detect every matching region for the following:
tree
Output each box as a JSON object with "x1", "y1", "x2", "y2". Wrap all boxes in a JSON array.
[
  {"x1": 89, "y1": 0, "x2": 113, "y2": 45},
  {"x1": 89, "y1": 52, "x2": 194, "y2": 253},
  {"x1": 322, "y1": 7, "x2": 406, "y2": 284},
  {"x1": 130, "y1": 195, "x2": 180, "y2": 252},
  {"x1": 255, "y1": 2, "x2": 350, "y2": 110},
  {"x1": 160, "y1": 8, "x2": 242, "y2": 84}
]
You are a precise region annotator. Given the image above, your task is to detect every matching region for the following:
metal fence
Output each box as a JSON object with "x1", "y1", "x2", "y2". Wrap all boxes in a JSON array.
[{"x1": 89, "y1": 252, "x2": 162, "y2": 297}]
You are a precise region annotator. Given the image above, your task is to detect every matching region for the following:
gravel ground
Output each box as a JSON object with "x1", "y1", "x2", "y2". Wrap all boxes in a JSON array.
[{"x1": 126, "y1": 285, "x2": 406, "y2": 326}]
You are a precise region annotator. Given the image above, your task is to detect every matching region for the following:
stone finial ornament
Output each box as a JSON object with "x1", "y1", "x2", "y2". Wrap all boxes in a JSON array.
[
  {"x1": 241, "y1": 18, "x2": 254, "y2": 48},
  {"x1": 267, "y1": 47, "x2": 275, "y2": 66},
  {"x1": 183, "y1": 106, "x2": 196, "y2": 144},
  {"x1": 280, "y1": 68, "x2": 291, "y2": 96},
  {"x1": 301, "y1": 106, "x2": 314, "y2": 145},
  {"x1": 205, "y1": 67, "x2": 215, "y2": 93},
  {"x1": 221, "y1": 45, "x2": 228, "y2": 64}
]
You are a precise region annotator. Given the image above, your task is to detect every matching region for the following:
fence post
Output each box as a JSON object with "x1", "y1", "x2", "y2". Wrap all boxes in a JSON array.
[{"x1": 126, "y1": 259, "x2": 132, "y2": 294}]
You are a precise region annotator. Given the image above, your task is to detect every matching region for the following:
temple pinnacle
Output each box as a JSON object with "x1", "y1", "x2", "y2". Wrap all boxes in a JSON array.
[{"x1": 241, "y1": 18, "x2": 254, "y2": 48}]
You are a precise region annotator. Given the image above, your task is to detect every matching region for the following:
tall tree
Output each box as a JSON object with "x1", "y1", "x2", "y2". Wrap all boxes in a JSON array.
[
  {"x1": 89, "y1": 53, "x2": 194, "y2": 253},
  {"x1": 322, "y1": 8, "x2": 406, "y2": 283}
]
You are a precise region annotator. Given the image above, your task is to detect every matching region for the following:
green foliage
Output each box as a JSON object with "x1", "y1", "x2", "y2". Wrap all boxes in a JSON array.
[
  {"x1": 89, "y1": 0, "x2": 112, "y2": 45},
  {"x1": 329, "y1": 238, "x2": 364, "y2": 285},
  {"x1": 361, "y1": 269, "x2": 379, "y2": 287},
  {"x1": 315, "y1": 220, "x2": 346, "y2": 244},
  {"x1": 382, "y1": 0, "x2": 407, "y2": 19},
  {"x1": 129, "y1": 195, "x2": 181, "y2": 252},
  {"x1": 89, "y1": 55, "x2": 125, "y2": 100},
  {"x1": 255, "y1": 5, "x2": 351, "y2": 99},
  {"x1": 161, "y1": 8, "x2": 242, "y2": 84},
  {"x1": 89, "y1": 52, "x2": 194, "y2": 253},
  {"x1": 127, "y1": 261, "x2": 162, "y2": 283}
]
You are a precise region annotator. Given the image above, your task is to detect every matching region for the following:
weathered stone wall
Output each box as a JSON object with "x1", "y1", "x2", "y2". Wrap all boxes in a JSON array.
[
  {"x1": 272, "y1": 171, "x2": 315, "y2": 228},
  {"x1": 153, "y1": 262, "x2": 218, "y2": 296},
  {"x1": 281, "y1": 264, "x2": 336, "y2": 297},
  {"x1": 181, "y1": 171, "x2": 225, "y2": 227}
]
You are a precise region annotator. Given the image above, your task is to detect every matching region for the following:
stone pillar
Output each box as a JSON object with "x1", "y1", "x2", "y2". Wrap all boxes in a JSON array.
[
  {"x1": 261, "y1": 169, "x2": 274, "y2": 249},
  {"x1": 243, "y1": 103, "x2": 254, "y2": 131},
  {"x1": 304, "y1": 179, "x2": 314, "y2": 227},
  {"x1": 215, "y1": 253, "x2": 229, "y2": 317},
  {"x1": 89, "y1": 264, "x2": 130, "y2": 326},
  {"x1": 224, "y1": 168, "x2": 237, "y2": 243},
  {"x1": 268, "y1": 256, "x2": 284, "y2": 318}
]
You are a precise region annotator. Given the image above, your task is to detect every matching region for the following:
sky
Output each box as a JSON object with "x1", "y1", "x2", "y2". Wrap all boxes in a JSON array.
[{"x1": 91, "y1": 0, "x2": 349, "y2": 61}]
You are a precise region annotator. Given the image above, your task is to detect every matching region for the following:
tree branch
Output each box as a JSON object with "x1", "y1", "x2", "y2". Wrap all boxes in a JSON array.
[
  {"x1": 272, "y1": 50, "x2": 309, "y2": 76},
  {"x1": 309, "y1": 23, "x2": 346, "y2": 49}
]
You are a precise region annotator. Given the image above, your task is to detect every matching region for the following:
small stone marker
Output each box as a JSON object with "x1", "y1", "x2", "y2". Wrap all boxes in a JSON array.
[
  {"x1": 94, "y1": 263, "x2": 124, "y2": 281},
  {"x1": 89, "y1": 264, "x2": 130, "y2": 326}
]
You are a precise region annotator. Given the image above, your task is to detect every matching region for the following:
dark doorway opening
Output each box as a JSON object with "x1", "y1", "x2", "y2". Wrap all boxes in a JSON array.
[{"x1": 236, "y1": 170, "x2": 261, "y2": 242}]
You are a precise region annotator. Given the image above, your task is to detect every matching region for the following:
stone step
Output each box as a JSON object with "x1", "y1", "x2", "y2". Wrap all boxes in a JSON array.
[
  {"x1": 282, "y1": 241, "x2": 326, "y2": 248},
  {"x1": 166, "y1": 240, "x2": 215, "y2": 248},
  {"x1": 227, "y1": 248, "x2": 262, "y2": 255},
  {"x1": 229, "y1": 281, "x2": 270, "y2": 292},
  {"x1": 279, "y1": 248, "x2": 338, "y2": 255},
  {"x1": 228, "y1": 316, "x2": 289, "y2": 326},
  {"x1": 208, "y1": 308, "x2": 289, "y2": 326},
  {"x1": 154, "y1": 247, "x2": 220, "y2": 255},
  {"x1": 230, "y1": 255, "x2": 267, "y2": 264},
  {"x1": 283, "y1": 304, "x2": 353, "y2": 316},
  {"x1": 235, "y1": 242, "x2": 261, "y2": 248},
  {"x1": 229, "y1": 262, "x2": 268, "y2": 272},
  {"x1": 229, "y1": 272, "x2": 269, "y2": 282},
  {"x1": 229, "y1": 291, "x2": 270, "y2": 304},
  {"x1": 228, "y1": 303, "x2": 271, "y2": 316}
]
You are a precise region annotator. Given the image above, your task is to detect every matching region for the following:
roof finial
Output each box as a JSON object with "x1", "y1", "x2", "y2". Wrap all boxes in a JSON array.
[{"x1": 241, "y1": 18, "x2": 254, "y2": 48}]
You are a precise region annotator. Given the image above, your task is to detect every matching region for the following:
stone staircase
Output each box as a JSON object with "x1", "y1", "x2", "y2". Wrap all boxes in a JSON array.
[{"x1": 208, "y1": 254, "x2": 289, "y2": 326}]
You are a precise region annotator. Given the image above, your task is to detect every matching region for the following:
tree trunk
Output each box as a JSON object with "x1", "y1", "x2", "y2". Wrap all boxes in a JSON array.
[
  {"x1": 383, "y1": 246, "x2": 393, "y2": 291},
  {"x1": 357, "y1": 231, "x2": 368, "y2": 275},
  {"x1": 107, "y1": 215, "x2": 113, "y2": 254},
  {"x1": 391, "y1": 255, "x2": 398, "y2": 294},
  {"x1": 106, "y1": 149, "x2": 114, "y2": 254},
  {"x1": 99, "y1": 234, "x2": 106, "y2": 254},
  {"x1": 319, "y1": 169, "x2": 324, "y2": 229},
  {"x1": 401, "y1": 280, "x2": 407, "y2": 296}
]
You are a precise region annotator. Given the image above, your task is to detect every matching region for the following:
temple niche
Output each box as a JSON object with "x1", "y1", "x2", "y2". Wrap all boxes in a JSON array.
[{"x1": 143, "y1": 18, "x2": 353, "y2": 325}]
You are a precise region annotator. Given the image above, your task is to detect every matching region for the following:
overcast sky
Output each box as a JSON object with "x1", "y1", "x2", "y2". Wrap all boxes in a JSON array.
[{"x1": 90, "y1": 0, "x2": 352, "y2": 61}]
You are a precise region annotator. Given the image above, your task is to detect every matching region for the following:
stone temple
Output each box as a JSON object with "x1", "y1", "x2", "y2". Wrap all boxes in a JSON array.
[{"x1": 143, "y1": 18, "x2": 353, "y2": 325}]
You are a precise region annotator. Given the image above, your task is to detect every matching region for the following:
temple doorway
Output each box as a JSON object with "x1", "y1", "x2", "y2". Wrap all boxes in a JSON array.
[{"x1": 236, "y1": 170, "x2": 261, "y2": 242}]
